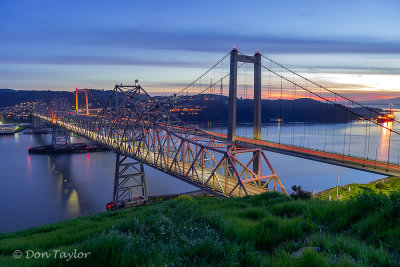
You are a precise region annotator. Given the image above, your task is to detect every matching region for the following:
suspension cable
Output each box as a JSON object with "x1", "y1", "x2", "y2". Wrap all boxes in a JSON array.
[
  {"x1": 172, "y1": 62, "x2": 246, "y2": 108},
  {"x1": 175, "y1": 52, "x2": 230, "y2": 97},
  {"x1": 260, "y1": 53, "x2": 400, "y2": 124},
  {"x1": 236, "y1": 50, "x2": 400, "y2": 135}
]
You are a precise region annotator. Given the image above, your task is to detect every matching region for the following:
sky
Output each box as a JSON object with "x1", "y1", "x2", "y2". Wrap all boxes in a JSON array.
[{"x1": 0, "y1": 0, "x2": 399, "y2": 99}]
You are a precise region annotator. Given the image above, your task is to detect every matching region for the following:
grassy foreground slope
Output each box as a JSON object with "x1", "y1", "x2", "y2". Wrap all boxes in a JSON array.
[
  {"x1": 0, "y1": 191, "x2": 399, "y2": 266},
  {"x1": 315, "y1": 177, "x2": 400, "y2": 201}
]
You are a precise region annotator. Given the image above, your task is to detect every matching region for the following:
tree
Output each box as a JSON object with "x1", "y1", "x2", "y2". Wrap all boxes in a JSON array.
[{"x1": 290, "y1": 185, "x2": 312, "y2": 200}]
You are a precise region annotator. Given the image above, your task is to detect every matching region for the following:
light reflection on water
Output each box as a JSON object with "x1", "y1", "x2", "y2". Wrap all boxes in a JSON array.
[
  {"x1": 378, "y1": 121, "x2": 392, "y2": 161},
  {"x1": 0, "y1": 133, "x2": 196, "y2": 232},
  {"x1": 224, "y1": 111, "x2": 400, "y2": 163}
]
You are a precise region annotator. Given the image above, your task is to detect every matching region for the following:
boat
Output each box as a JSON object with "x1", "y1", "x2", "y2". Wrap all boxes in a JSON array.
[
  {"x1": 0, "y1": 124, "x2": 19, "y2": 135},
  {"x1": 28, "y1": 143, "x2": 110, "y2": 154},
  {"x1": 23, "y1": 128, "x2": 51, "y2": 135},
  {"x1": 377, "y1": 108, "x2": 395, "y2": 123},
  {"x1": 270, "y1": 118, "x2": 283, "y2": 123}
]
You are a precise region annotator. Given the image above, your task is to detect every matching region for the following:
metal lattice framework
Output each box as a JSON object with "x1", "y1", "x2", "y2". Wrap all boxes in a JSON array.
[
  {"x1": 49, "y1": 97, "x2": 71, "y2": 147},
  {"x1": 114, "y1": 153, "x2": 148, "y2": 205},
  {"x1": 34, "y1": 84, "x2": 287, "y2": 197}
]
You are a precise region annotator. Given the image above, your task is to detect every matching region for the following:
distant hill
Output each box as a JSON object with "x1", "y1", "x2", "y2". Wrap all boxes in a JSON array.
[
  {"x1": 362, "y1": 97, "x2": 400, "y2": 105},
  {"x1": 0, "y1": 89, "x2": 17, "y2": 93},
  {"x1": 0, "y1": 89, "x2": 113, "y2": 108},
  {"x1": 173, "y1": 95, "x2": 382, "y2": 124},
  {"x1": 0, "y1": 90, "x2": 382, "y2": 123}
]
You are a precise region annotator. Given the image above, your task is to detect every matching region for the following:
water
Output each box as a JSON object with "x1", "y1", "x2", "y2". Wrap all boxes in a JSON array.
[
  {"x1": 232, "y1": 108, "x2": 400, "y2": 164},
  {"x1": 0, "y1": 133, "x2": 196, "y2": 232},
  {"x1": 0, "y1": 121, "x2": 388, "y2": 233}
]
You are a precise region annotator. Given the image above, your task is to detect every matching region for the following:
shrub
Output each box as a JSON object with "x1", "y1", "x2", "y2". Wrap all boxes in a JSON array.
[
  {"x1": 375, "y1": 183, "x2": 388, "y2": 190},
  {"x1": 290, "y1": 185, "x2": 312, "y2": 200}
]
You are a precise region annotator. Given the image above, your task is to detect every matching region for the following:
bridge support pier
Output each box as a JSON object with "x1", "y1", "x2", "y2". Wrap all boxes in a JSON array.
[
  {"x1": 51, "y1": 125, "x2": 71, "y2": 147},
  {"x1": 32, "y1": 116, "x2": 43, "y2": 128},
  {"x1": 112, "y1": 153, "x2": 148, "y2": 207}
]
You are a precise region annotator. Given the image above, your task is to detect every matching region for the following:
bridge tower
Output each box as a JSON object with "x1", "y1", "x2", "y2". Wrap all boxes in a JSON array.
[
  {"x1": 113, "y1": 153, "x2": 148, "y2": 207},
  {"x1": 75, "y1": 87, "x2": 89, "y2": 115},
  {"x1": 228, "y1": 48, "x2": 262, "y2": 174},
  {"x1": 228, "y1": 48, "x2": 261, "y2": 142}
]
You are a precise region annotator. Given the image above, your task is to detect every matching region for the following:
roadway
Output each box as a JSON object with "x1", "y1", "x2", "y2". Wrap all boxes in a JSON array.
[
  {"x1": 208, "y1": 132, "x2": 400, "y2": 177},
  {"x1": 34, "y1": 114, "x2": 269, "y2": 197}
]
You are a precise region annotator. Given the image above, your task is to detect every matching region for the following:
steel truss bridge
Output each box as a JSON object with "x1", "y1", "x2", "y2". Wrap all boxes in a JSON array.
[
  {"x1": 33, "y1": 48, "x2": 400, "y2": 206},
  {"x1": 34, "y1": 83, "x2": 286, "y2": 204}
]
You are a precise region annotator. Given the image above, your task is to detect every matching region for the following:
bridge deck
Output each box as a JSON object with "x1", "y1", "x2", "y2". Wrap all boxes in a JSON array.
[
  {"x1": 208, "y1": 132, "x2": 400, "y2": 177},
  {"x1": 121, "y1": 146, "x2": 268, "y2": 197},
  {"x1": 37, "y1": 113, "x2": 399, "y2": 195},
  {"x1": 37, "y1": 115, "x2": 268, "y2": 197}
]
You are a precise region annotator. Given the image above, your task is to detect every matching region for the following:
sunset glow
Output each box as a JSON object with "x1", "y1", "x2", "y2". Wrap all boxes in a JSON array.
[{"x1": 0, "y1": 0, "x2": 399, "y2": 100}]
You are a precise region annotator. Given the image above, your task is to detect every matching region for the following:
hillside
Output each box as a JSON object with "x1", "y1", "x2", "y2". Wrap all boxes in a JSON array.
[
  {"x1": 0, "y1": 191, "x2": 399, "y2": 266},
  {"x1": 179, "y1": 96, "x2": 382, "y2": 124},
  {"x1": 0, "y1": 89, "x2": 113, "y2": 108},
  {"x1": 0, "y1": 89, "x2": 17, "y2": 93},
  {"x1": 362, "y1": 97, "x2": 400, "y2": 106},
  {"x1": 0, "y1": 90, "x2": 383, "y2": 123},
  {"x1": 315, "y1": 176, "x2": 400, "y2": 201}
]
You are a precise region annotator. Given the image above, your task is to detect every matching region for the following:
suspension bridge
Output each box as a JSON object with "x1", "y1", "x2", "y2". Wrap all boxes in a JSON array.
[{"x1": 32, "y1": 48, "x2": 400, "y2": 207}]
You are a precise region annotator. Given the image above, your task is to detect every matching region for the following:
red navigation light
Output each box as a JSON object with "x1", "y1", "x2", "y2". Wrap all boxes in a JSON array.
[
  {"x1": 233, "y1": 46, "x2": 236, "y2": 50},
  {"x1": 85, "y1": 87, "x2": 87, "y2": 89},
  {"x1": 256, "y1": 50, "x2": 259, "y2": 54},
  {"x1": 106, "y1": 202, "x2": 116, "y2": 210}
]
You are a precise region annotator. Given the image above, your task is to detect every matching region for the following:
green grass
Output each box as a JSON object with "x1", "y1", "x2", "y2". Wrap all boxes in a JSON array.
[
  {"x1": 314, "y1": 176, "x2": 400, "y2": 201},
  {"x1": 0, "y1": 191, "x2": 399, "y2": 266}
]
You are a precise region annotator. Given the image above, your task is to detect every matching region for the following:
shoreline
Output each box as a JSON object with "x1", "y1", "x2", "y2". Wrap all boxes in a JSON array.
[{"x1": 313, "y1": 176, "x2": 400, "y2": 200}]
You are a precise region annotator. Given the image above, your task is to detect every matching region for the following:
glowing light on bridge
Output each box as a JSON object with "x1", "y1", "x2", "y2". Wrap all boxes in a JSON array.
[{"x1": 75, "y1": 87, "x2": 89, "y2": 115}]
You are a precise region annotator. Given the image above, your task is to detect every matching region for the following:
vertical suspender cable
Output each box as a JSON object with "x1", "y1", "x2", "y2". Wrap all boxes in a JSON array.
[
  {"x1": 332, "y1": 94, "x2": 337, "y2": 153},
  {"x1": 387, "y1": 126, "x2": 392, "y2": 169},
  {"x1": 367, "y1": 111, "x2": 372, "y2": 159},
  {"x1": 343, "y1": 104, "x2": 348, "y2": 158},
  {"x1": 363, "y1": 118, "x2": 368, "y2": 165},
  {"x1": 279, "y1": 77, "x2": 283, "y2": 145},
  {"x1": 307, "y1": 90, "x2": 311, "y2": 148},
  {"x1": 291, "y1": 74, "x2": 295, "y2": 146},
  {"x1": 348, "y1": 113, "x2": 352, "y2": 156}
]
